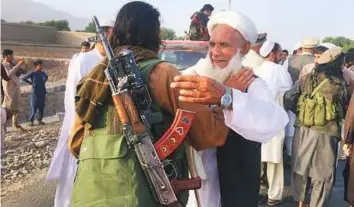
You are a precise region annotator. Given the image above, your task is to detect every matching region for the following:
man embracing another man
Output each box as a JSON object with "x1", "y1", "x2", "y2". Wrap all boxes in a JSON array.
[{"x1": 178, "y1": 11, "x2": 289, "y2": 207}]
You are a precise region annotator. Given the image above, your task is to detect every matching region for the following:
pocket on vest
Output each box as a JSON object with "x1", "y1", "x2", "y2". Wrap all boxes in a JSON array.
[{"x1": 314, "y1": 94, "x2": 326, "y2": 126}]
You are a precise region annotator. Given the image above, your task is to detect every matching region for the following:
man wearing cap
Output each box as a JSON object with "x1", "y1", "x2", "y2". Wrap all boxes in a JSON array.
[
  {"x1": 254, "y1": 40, "x2": 293, "y2": 206},
  {"x1": 242, "y1": 32, "x2": 267, "y2": 69},
  {"x1": 299, "y1": 43, "x2": 336, "y2": 79},
  {"x1": 287, "y1": 38, "x2": 319, "y2": 83},
  {"x1": 46, "y1": 19, "x2": 114, "y2": 207},
  {"x1": 283, "y1": 47, "x2": 350, "y2": 207},
  {"x1": 172, "y1": 11, "x2": 289, "y2": 207}
]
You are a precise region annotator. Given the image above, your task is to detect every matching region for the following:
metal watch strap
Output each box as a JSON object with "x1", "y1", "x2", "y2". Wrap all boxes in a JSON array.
[
  {"x1": 220, "y1": 86, "x2": 232, "y2": 109},
  {"x1": 224, "y1": 86, "x2": 232, "y2": 96}
]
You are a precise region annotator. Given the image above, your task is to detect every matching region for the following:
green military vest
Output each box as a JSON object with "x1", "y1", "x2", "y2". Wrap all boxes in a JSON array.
[
  {"x1": 296, "y1": 73, "x2": 347, "y2": 137},
  {"x1": 71, "y1": 59, "x2": 189, "y2": 207}
]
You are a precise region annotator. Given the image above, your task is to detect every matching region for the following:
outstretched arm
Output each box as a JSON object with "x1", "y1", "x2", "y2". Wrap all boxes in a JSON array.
[{"x1": 7, "y1": 60, "x2": 24, "y2": 76}]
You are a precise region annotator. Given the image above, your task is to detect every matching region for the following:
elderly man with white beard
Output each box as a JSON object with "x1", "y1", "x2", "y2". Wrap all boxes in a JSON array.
[{"x1": 173, "y1": 11, "x2": 289, "y2": 207}]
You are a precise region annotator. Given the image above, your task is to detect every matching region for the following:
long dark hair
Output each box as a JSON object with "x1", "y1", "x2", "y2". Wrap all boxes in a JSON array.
[
  {"x1": 110, "y1": 1, "x2": 162, "y2": 53},
  {"x1": 345, "y1": 48, "x2": 354, "y2": 68},
  {"x1": 315, "y1": 52, "x2": 345, "y2": 80}
]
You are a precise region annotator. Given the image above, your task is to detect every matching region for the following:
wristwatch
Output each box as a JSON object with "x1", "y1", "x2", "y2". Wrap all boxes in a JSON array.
[{"x1": 220, "y1": 87, "x2": 233, "y2": 109}]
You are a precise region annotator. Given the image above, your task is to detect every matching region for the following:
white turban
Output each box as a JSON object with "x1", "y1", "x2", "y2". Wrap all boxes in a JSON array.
[
  {"x1": 207, "y1": 11, "x2": 258, "y2": 45},
  {"x1": 259, "y1": 40, "x2": 275, "y2": 57}
]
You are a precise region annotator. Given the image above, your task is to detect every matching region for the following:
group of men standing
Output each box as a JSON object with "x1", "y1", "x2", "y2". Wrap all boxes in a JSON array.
[
  {"x1": 1, "y1": 50, "x2": 48, "y2": 153},
  {"x1": 44, "y1": 1, "x2": 354, "y2": 207},
  {"x1": 245, "y1": 30, "x2": 354, "y2": 207}
]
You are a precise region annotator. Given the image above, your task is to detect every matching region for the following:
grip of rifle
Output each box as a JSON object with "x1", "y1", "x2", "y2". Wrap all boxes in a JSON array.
[
  {"x1": 112, "y1": 94, "x2": 130, "y2": 124},
  {"x1": 170, "y1": 177, "x2": 201, "y2": 194}
]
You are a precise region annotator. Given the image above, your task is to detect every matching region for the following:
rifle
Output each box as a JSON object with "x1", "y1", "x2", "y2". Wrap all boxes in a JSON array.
[{"x1": 92, "y1": 16, "x2": 200, "y2": 205}]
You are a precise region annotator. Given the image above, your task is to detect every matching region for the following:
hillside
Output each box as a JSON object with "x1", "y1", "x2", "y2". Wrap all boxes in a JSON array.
[{"x1": 1, "y1": 0, "x2": 89, "y2": 31}]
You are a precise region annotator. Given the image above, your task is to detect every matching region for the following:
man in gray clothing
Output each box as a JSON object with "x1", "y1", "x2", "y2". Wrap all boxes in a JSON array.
[{"x1": 287, "y1": 38, "x2": 318, "y2": 83}]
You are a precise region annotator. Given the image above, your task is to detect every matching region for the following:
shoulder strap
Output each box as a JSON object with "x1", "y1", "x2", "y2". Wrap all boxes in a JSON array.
[
  {"x1": 137, "y1": 59, "x2": 165, "y2": 84},
  {"x1": 310, "y1": 78, "x2": 329, "y2": 97},
  {"x1": 137, "y1": 58, "x2": 166, "y2": 124}
]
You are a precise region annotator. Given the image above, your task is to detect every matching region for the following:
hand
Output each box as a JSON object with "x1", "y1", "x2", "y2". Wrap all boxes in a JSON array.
[
  {"x1": 224, "y1": 68, "x2": 255, "y2": 92},
  {"x1": 343, "y1": 144, "x2": 352, "y2": 157},
  {"x1": 16, "y1": 59, "x2": 25, "y2": 66},
  {"x1": 170, "y1": 75, "x2": 224, "y2": 105}
]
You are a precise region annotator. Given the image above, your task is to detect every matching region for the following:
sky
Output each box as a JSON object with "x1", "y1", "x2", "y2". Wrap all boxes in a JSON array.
[{"x1": 31, "y1": 0, "x2": 354, "y2": 50}]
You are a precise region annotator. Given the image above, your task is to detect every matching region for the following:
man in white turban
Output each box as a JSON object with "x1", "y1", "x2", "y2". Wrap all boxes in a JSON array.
[
  {"x1": 46, "y1": 19, "x2": 114, "y2": 207},
  {"x1": 172, "y1": 11, "x2": 289, "y2": 207},
  {"x1": 255, "y1": 40, "x2": 293, "y2": 206},
  {"x1": 242, "y1": 32, "x2": 267, "y2": 69}
]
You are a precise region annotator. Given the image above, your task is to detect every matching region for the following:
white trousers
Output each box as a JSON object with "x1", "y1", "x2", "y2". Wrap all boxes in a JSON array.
[
  {"x1": 1, "y1": 108, "x2": 6, "y2": 153},
  {"x1": 262, "y1": 162, "x2": 284, "y2": 200}
]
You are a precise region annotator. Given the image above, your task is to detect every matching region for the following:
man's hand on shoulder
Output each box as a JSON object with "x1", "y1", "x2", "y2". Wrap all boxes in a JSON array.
[{"x1": 224, "y1": 68, "x2": 255, "y2": 92}]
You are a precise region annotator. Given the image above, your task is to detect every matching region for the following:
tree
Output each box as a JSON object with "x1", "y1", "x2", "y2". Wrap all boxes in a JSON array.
[
  {"x1": 20, "y1": 19, "x2": 71, "y2": 31},
  {"x1": 160, "y1": 27, "x2": 176, "y2": 40},
  {"x1": 21, "y1": 20, "x2": 35, "y2": 25},
  {"x1": 83, "y1": 22, "x2": 96, "y2": 33},
  {"x1": 39, "y1": 20, "x2": 71, "y2": 31},
  {"x1": 322, "y1": 36, "x2": 354, "y2": 52}
]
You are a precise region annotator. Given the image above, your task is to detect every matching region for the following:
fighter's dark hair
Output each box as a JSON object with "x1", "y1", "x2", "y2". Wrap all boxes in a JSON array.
[
  {"x1": 110, "y1": 1, "x2": 162, "y2": 53},
  {"x1": 345, "y1": 48, "x2": 354, "y2": 67},
  {"x1": 315, "y1": 52, "x2": 345, "y2": 79}
]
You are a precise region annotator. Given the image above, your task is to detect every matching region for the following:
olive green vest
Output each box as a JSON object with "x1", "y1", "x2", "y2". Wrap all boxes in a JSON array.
[
  {"x1": 296, "y1": 73, "x2": 347, "y2": 137},
  {"x1": 71, "y1": 59, "x2": 189, "y2": 207}
]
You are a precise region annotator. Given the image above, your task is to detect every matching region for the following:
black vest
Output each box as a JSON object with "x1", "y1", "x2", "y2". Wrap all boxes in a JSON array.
[{"x1": 217, "y1": 130, "x2": 261, "y2": 207}]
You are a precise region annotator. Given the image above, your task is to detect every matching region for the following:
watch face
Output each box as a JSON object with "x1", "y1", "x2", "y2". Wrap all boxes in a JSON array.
[{"x1": 222, "y1": 95, "x2": 232, "y2": 107}]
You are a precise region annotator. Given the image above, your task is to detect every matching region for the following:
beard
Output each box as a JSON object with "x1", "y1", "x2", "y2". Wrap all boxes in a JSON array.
[
  {"x1": 183, "y1": 50, "x2": 244, "y2": 83},
  {"x1": 203, "y1": 50, "x2": 243, "y2": 83}
]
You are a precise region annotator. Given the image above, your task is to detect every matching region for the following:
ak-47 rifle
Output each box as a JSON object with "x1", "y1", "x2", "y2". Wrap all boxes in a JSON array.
[{"x1": 92, "y1": 16, "x2": 201, "y2": 205}]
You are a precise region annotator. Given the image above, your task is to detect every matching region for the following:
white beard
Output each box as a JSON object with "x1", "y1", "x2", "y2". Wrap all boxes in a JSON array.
[{"x1": 183, "y1": 50, "x2": 243, "y2": 84}]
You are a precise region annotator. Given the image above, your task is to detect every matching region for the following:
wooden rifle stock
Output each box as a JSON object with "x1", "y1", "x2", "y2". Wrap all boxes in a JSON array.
[{"x1": 112, "y1": 93, "x2": 145, "y2": 133}]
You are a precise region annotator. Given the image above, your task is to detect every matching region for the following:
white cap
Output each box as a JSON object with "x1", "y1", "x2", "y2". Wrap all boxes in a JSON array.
[
  {"x1": 100, "y1": 19, "x2": 115, "y2": 28},
  {"x1": 293, "y1": 42, "x2": 301, "y2": 51},
  {"x1": 207, "y1": 11, "x2": 258, "y2": 45},
  {"x1": 259, "y1": 40, "x2": 275, "y2": 58}
]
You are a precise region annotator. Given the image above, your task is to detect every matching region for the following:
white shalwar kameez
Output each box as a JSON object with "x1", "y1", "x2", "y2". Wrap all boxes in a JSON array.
[
  {"x1": 185, "y1": 58, "x2": 289, "y2": 207},
  {"x1": 254, "y1": 60, "x2": 293, "y2": 200}
]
